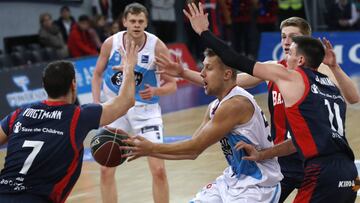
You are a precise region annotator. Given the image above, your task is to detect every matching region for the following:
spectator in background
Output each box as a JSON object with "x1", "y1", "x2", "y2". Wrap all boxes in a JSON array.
[
  {"x1": 327, "y1": 0, "x2": 359, "y2": 30},
  {"x1": 184, "y1": 0, "x2": 229, "y2": 61},
  {"x1": 230, "y1": 0, "x2": 259, "y2": 59},
  {"x1": 39, "y1": 13, "x2": 69, "y2": 59},
  {"x1": 94, "y1": 15, "x2": 110, "y2": 42},
  {"x1": 257, "y1": 0, "x2": 278, "y2": 32},
  {"x1": 278, "y1": 0, "x2": 305, "y2": 24},
  {"x1": 54, "y1": 6, "x2": 76, "y2": 42},
  {"x1": 150, "y1": 0, "x2": 176, "y2": 43},
  {"x1": 92, "y1": 0, "x2": 113, "y2": 22},
  {"x1": 68, "y1": 15, "x2": 98, "y2": 58},
  {"x1": 110, "y1": 21, "x2": 120, "y2": 35}
]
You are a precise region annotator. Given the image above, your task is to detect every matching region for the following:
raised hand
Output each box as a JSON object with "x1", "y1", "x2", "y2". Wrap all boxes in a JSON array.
[
  {"x1": 123, "y1": 40, "x2": 139, "y2": 74},
  {"x1": 183, "y1": 2, "x2": 209, "y2": 35},
  {"x1": 155, "y1": 53, "x2": 184, "y2": 77},
  {"x1": 321, "y1": 37, "x2": 337, "y2": 69},
  {"x1": 234, "y1": 141, "x2": 261, "y2": 161},
  {"x1": 139, "y1": 84, "x2": 157, "y2": 100}
]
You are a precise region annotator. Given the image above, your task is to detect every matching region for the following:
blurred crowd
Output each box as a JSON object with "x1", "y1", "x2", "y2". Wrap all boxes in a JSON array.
[{"x1": 0, "y1": 0, "x2": 359, "y2": 70}]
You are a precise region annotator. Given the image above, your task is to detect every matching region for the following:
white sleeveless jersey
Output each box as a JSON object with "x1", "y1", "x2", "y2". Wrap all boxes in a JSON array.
[
  {"x1": 209, "y1": 86, "x2": 283, "y2": 187},
  {"x1": 103, "y1": 31, "x2": 160, "y2": 104}
]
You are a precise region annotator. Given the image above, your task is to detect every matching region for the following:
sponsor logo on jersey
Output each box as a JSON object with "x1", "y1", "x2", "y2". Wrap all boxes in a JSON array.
[
  {"x1": 220, "y1": 137, "x2": 233, "y2": 156},
  {"x1": 23, "y1": 108, "x2": 62, "y2": 120},
  {"x1": 338, "y1": 180, "x2": 355, "y2": 188},
  {"x1": 141, "y1": 55, "x2": 149, "y2": 63},
  {"x1": 13, "y1": 122, "x2": 22, "y2": 133},
  {"x1": 111, "y1": 71, "x2": 143, "y2": 87},
  {"x1": 311, "y1": 84, "x2": 345, "y2": 101}
]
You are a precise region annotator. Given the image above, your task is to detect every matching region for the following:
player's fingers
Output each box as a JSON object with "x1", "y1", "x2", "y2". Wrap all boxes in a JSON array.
[
  {"x1": 242, "y1": 156, "x2": 255, "y2": 161},
  {"x1": 183, "y1": 9, "x2": 192, "y2": 20},
  {"x1": 188, "y1": 3, "x2": 196, "y2": 16},
  {"x1": 191, "y1": 3, "x2": 199, "y2": 15},
  {"x1": 112, "y1": 65, "x2": 124, "y2": 71},
  {"x1": 324, "y1": 38, "x2": 333, "y2": 49},
  {"x1": 234, "y1": 141, "x2": 246, "y2": 150},
  {"x1": 155, "y1": 70, "x2": 166, "y2": 74},
  {"x1": 199, "y1": 2, "x2": 204, "y2": 15},
  {"x1": 127, "y1": 155, "x2": 140, "y2": 162}
]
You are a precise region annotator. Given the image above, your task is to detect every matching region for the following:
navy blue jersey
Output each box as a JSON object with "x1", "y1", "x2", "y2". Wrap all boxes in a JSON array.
[
  {"x1": 285, "y1": 67, "x2": 354, "y2": 161},
  {"x1": 0, "y1": 100, "x2": 102, "y2": 203},
  {"x1": 268, "y1": 60, "x2": 304, "y2": 178}
]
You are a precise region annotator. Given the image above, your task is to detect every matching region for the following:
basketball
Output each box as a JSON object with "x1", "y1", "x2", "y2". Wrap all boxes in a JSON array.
[{"x1": 90, "y1": 127, "x2": 129, "y2": 167}]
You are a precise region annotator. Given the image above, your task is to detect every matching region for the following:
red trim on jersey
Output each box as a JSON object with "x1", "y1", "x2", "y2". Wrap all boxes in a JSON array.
[
  {"x1": 42, "y1": 100, "x2": 68, "y2": 106},
  {"x1": 285, "y1": 68, "x2": 318, "y2": 159},
  {"x1": 123, "y1": 32, "x2": 147, "y2": 52},
  {"x1": 50, "y1": 107, "x2": 81, "y2": 203},
  {"x1": 294, "y1": 165, "x2": 321, "y2": 203},
  {"x1": 8, "y1": 109, "x2": 21, "y2": 134}
]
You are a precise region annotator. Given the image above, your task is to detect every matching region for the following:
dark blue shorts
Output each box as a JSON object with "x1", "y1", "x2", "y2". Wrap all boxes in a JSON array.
[
  {"x1": 278, "y1": 153, "x2": 304, "y2": 203},
  {"x1": 294, "y1": 153, "x2": 358, "y2": 203},
  {"x1": 0, "y1": 193, "x2": 51, "y2": 203}
]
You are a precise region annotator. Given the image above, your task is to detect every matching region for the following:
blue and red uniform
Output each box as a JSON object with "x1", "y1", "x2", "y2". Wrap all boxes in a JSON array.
[
  {"x1": 0, "y1": 100, "x2": 102, "y2": 203},
  {"x1": 268, "y1": 59, "x2": 304, "y2": 202},
  {"x1": 285, "y1": 67, "x2": 358, "y2": 203}
]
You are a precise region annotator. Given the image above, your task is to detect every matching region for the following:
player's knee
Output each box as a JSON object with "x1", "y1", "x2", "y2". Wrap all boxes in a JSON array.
[{"x1": 151, "y1": 165, "x2": 167, "y2": 180}]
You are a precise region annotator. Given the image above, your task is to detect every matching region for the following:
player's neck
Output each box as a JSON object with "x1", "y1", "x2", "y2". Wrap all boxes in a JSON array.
[
  {"x1": 47, "y1": 95, "x2": 72, "y2": 104},
  {"x1": 124, "y1": 32, "x2": 145, "y2": 49},
  {"x1": 217, "y1": 83, "x2": 237, "y2": 101}
]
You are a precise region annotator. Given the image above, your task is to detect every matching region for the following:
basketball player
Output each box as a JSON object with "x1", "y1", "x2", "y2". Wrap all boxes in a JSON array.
[
  {"x1": 0, "y1": 40, "x2": 138, "y2": 203},
  {"x1": 155, "y1": 16, "x2": 359, "y2": 202},
  {"x1": 185, "y1": 3, "x2": 359, "y2": 202},
  {"x1": 91, "y1": 3, "x2": 176, "y2": 203},
  {"x1": 123, "y1": 48, "x2": 283, "y2": 202}
]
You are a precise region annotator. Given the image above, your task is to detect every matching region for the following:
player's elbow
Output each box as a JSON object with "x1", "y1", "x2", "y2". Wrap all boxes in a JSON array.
[{"x1": 347, "y1": 94, "x2": 360, "y2": 104}]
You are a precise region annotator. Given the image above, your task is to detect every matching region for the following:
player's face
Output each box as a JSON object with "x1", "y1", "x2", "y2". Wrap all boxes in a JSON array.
[
  {"x1": 123, "y1": 13, "x2": 148, "y2": 39},
  {"x1": 281, "y1": 26, "x2": 303, "y2": 57},
  {"x1": 200, "y1": 56, "x2": 225, "y2": 96},
  {"x1": 287, "y1": 42, "x2": 304, "y2": 69}
]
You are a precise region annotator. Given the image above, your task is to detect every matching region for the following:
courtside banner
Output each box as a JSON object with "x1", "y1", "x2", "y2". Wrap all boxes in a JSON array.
[
  {"x1": 72, "y1": 56, "x2": 98, "y2": 94},
  {"x1": 257, "y1": 32, "x2": 360, "y2": 94},
  {"x1": 259, "y1": 32, "x2": 360, "y2": 75},
  {"x1": 0, "y1": 66, "x2": 47, "y2": 118}
]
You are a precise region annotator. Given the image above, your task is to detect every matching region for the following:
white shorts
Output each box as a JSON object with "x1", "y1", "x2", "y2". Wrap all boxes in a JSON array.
[
  {"x1": 190, "y1": 175, "x2": 281, "y2": 203},
  {"x1": 103, "y1": 84, "x2": 163, "y2": 143}
]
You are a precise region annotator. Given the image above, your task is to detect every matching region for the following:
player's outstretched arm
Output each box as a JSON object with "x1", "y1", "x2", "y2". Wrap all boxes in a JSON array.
[
  {"x1": 235, "y1": 139, "x2": 297, "y2": 161},
  {"x1": 122, "y1": 96, "x2": 254, "y2": 161},
  {"x1": 155, "y1": 53, "x2": 204, "y2": 86},
  {"x1": 319, "y1": 37, "x2": 359, "y2": 104},
  {"x1": 237, "y1": 73, "x2": 265, "y2": 89},
  {"x1": 92, "y1": 37, "x2": 113, "y2": 103},
  {"x1": 99, "y1": 41, "x2": 137, "y2": 126}
]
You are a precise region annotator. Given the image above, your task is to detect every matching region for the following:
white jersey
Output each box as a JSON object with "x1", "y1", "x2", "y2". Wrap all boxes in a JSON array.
[
  {"x1": 103, "y1": 31, "x2": 160, "y2": 104},
  {"x1": 209, "y1": 86, "x2": 283, "y2": 188}
]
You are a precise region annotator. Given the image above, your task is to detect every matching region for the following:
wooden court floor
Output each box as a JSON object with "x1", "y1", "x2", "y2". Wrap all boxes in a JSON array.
[{"x1": 0, "y1": 94, "x2": 359, "y2": 202}]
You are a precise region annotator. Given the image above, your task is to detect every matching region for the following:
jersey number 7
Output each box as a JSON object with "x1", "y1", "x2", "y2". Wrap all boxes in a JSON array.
[{"x1": 19, "y1": 140, "x2": 44, "y2": 175}]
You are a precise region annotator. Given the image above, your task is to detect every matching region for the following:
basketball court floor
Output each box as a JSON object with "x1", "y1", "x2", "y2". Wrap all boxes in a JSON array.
[{"x1": 1, "y1": 84, "x2": 359, "y2": 202}]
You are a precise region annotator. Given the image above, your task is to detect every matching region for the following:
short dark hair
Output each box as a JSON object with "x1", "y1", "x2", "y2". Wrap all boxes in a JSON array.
[
  {"x1": 60, "y1": 6, "x2": 70, "y2": 13},
  {"x1": 78, "y1": 15, "x2": 90, "y2": 22},
  {"x1": 292, "y1": 36, "x2": 325, "y2": 69},
  {"x1": 123, "y1": 3, "x2": 149, "y2": 19},
  {"x1": 203, "y1": 48, "x2": 237, "y2": 79},
  {"x1": 43, "y1": 60, "x2": 75, "y2": 98},
  {"x1": 280, "y1": 17, "x2": 311, "y2": 36}
]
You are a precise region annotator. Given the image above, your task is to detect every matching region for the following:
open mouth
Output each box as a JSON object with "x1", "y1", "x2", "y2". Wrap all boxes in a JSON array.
[{"x1": 203, "y1": 81, "x2": 208, "y2": 88}]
